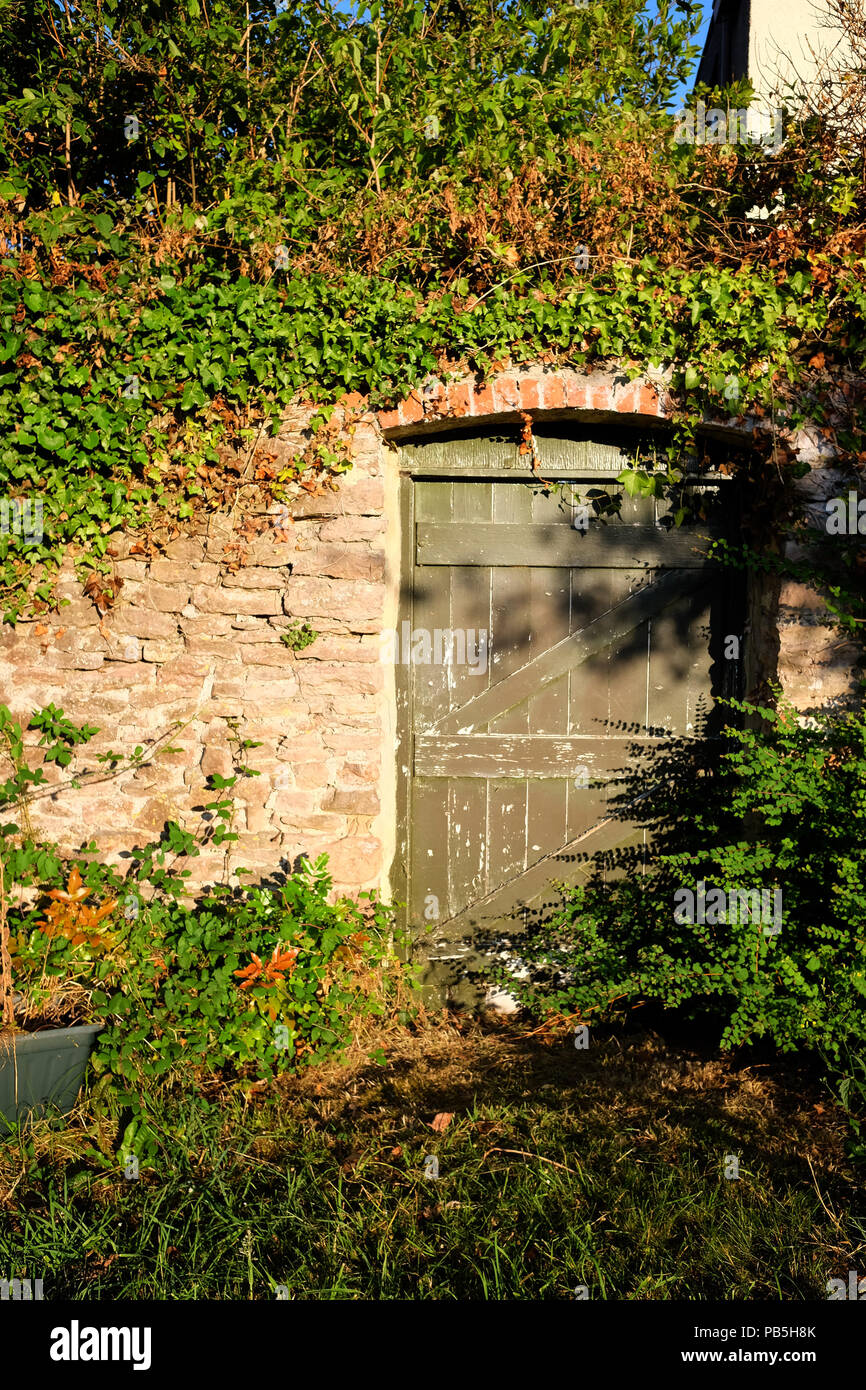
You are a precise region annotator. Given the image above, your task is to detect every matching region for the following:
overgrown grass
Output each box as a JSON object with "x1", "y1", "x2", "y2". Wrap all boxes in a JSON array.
[{"x1": 1, "y1": 1016, "x2": 862, "y2": 1300}]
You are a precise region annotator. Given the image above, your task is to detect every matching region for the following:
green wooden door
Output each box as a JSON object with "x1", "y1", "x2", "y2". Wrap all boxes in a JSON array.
[{"x1": 395, "y1": 437, "x2": 740, "y2": 1004}]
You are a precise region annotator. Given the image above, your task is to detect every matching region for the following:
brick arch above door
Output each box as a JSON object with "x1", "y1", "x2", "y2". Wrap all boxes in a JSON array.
[{"x1": 375, "y1": 365, "x2": 677, "y2": 438}]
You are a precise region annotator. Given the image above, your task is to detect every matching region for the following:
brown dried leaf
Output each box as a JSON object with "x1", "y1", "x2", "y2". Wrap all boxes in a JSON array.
[{"x1": 83, "y1": 570, "x2": 123, "y2": 614}]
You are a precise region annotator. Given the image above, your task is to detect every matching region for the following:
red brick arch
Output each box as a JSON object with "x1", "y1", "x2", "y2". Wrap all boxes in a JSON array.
[{"x1": 375, "y1": 365, "x2": 670, "y2": 437}]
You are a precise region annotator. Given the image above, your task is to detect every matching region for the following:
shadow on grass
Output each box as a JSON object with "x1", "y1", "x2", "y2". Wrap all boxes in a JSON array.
[{"x1": 0, "y1": 1013, "x2": 861, "y2": 1301}]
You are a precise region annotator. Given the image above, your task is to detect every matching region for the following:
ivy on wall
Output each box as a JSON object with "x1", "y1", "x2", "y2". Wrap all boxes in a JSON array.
[{"x1": 0, "y1": 0, "x2": 864, "y2": 619}]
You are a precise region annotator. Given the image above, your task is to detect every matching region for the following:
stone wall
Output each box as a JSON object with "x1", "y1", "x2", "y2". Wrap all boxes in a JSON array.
[
  {"x1": 0, "y1": 406, "x2": 394, "y2": 898},
  {"x1": 0, "y1": 365, "x2": 857, "y2": 899},
  {"x1": 778, "y1": 443, "x2": 864, "y2": 713}
]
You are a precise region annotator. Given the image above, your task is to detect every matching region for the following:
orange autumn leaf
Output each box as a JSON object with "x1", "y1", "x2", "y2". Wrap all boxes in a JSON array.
[
  {"x1": 266, "y1": 945, "x2": 299, "y2": 976},
  {"x1": 234, "y1": 959, "x2": 262, "y2": 981},
  {"x1": 88, "y1": 898, "x2": 118, "y2": 925},
  {"x1": 235, "y1": 943, "x2": 300, "y2": 990},
  {"x1": 37, "y1": 871, "x2": 118, "y2": 949},
  {"x1": 47, "y1": 865, "x2": 88, "y2": 904},
  {"x1": 234, "y1": 954, "x2": 267, "y2": 990}
]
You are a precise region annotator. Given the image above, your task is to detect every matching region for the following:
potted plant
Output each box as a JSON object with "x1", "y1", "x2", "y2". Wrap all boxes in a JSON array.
[
  {"x1": 1, "y1": 859, "x2": 112, "y2": 1135},
  {"x1": 0, "y1": 705, "x2": 123, "y2": 1135}
]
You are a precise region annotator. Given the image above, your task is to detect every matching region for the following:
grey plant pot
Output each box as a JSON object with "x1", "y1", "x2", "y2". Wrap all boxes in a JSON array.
[{"x1": 0, "y1": 1024, "x2": 101, "y2": 1137}]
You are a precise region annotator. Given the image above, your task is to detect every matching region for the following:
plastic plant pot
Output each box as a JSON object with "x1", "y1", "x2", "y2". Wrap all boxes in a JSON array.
[{"x1": 0, "y1": 1024, "x2": 101, "y2": 1136}]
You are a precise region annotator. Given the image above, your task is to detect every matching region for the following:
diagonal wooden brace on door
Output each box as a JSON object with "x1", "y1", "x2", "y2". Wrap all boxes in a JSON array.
[
  {"x1": 428, "y1": 790, "x2": 655, "y2": 932},
  {"x1": 432, "y1": 566, "x2": 712, "y2": 735}
]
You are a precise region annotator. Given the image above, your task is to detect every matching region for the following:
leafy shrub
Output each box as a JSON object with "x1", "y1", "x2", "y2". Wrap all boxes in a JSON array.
[
  {"x1": 505, "y1": 698, "x2": 866, "y2": 1069},
  {"x1": 0, "y1": 705, "x2": 406, "y2": 1156},
  {"x1": 85, "y1": 854, "x2": 397, "y2": 1080}
]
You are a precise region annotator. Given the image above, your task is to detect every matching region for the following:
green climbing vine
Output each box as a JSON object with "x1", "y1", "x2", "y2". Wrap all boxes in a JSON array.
[{"x1": 0, "y1": 0, "x2": 864, "y2": 619}]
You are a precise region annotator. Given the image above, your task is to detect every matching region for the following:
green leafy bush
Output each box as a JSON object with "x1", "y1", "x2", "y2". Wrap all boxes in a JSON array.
[
  {"x1": 0, "y1": 705, "x2": 405, "y2": 1156},
  {"x1": 505, "y1": 699, "x2": 866, "y2": 1067},
  {"x1": 84, "y1": 854, "x2": 397, "y2": 1080}
]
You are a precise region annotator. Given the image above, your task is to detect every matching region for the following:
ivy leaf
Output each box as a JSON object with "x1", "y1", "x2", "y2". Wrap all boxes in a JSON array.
[{"x1": 35, "y1": 425, "x2": 66, "y2": 450}]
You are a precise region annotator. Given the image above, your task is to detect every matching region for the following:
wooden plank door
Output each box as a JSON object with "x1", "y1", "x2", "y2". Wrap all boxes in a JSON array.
[{"x1": 398, "y1": 459, "x2": 740, "y2": 1004}]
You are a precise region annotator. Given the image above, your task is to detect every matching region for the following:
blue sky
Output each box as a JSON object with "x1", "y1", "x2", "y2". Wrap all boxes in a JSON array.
[{"x1": 645, "y1": 0, "x2": 714, "y2": 107}]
